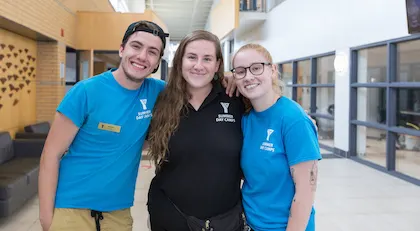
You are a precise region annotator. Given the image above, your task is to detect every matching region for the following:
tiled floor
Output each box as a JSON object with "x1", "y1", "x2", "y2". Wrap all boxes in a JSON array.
[{"x1": 1, "y1": 158, "x2": 420, "y2": 231}]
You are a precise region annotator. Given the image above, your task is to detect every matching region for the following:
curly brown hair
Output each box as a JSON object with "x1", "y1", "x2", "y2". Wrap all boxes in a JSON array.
[{"x1": 147, "y1": 30, "x2": 225, "y2": 169}]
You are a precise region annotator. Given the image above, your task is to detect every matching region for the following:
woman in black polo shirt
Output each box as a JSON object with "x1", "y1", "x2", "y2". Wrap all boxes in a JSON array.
[{"x1": 146, "y1": 30, "x2": 246, "y2": 231}]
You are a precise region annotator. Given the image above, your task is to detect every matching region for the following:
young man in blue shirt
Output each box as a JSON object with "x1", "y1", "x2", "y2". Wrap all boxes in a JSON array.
[{"x1": 38, "y1": 20, "x2": 169, "y2": 231}]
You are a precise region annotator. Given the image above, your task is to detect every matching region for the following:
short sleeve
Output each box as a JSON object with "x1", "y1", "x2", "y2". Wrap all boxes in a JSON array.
[
  {"x1": 284, "y1": 118, "x2": 322, "y2": 167},
  {"x1": 153, "y1": 78, "x2": 166, "y2": 93},
  {"x1": 56, "y1": 82, "x2": 88, "y2": 128}
]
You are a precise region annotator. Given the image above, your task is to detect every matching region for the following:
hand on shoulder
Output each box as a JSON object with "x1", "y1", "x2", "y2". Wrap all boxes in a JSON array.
[{"x1": 221, "y1": 72, "x2": 241, "y2": 97}]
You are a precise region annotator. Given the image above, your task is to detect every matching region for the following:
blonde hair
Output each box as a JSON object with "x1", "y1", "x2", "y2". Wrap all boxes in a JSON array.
[{"x1": 232, "y1": 43, "x2": 283, "y2": 112}]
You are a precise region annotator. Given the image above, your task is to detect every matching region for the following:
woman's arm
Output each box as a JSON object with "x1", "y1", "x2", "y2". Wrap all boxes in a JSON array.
[{"x1": 286, "y1": 160, "x2": 318, "y2": 231}]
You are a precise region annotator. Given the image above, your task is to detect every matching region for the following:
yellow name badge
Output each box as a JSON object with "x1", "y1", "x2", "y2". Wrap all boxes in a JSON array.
[{"x1": 98, "y1": 122, "x2": 121, "y2": 133}]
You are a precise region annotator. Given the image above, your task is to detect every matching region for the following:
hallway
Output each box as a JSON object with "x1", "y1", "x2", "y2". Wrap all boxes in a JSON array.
[{"x1": 1, "y1": 158, "x2": 420, "y2": 231}]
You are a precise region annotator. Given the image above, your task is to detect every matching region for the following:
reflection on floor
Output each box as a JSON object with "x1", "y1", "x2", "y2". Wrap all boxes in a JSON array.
[
  {"x1": 1, "y1": 159, "x2": 420, "y2": 231},
  {"x1": 358, "y1": 138, "x2": 420, "y2": 179},
  {"x1": 320, "y1": 148, "x2": 333, "y2": 154},
  {"x1": 319, "y1": 139, "x2": 334, "y2": 148}
]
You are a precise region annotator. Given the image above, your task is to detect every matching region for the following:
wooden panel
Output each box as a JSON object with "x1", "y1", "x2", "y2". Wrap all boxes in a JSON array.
[
  {"x1": 79, "y1": 50, "x2": 94, "y2": 79},
  {"x1": 0, "y1": 28, "x2": 37, "y2": 137},
  {"x1": 0, "y1": 0, "x2": 115, "y2": 49},
  {"x1": 209, "y1": 0, "x2": 239, "y2": 39},
  {"x1": 94, "y1": 62, "x2": 107, "y2": 75},
  {"x1": 76, "y1": 10, "x2": 168, "y2": 50}
]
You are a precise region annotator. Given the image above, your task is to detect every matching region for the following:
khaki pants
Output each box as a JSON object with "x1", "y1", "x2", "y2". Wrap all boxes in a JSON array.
[{"x1": 49, "y1": 208, "x2": 133, "y2": 231}]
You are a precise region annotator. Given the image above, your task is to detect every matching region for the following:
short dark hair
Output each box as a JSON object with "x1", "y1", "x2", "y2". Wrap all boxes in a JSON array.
[{"x1": 121, "y1": 20, "x2": 169, "y2": 57}]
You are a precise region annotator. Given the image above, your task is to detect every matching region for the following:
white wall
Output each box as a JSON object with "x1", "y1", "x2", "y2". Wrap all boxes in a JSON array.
[
  {"x1": 126, "y1": 0, "x2": 145, "y2": 13},
  {"x1": 234, "y1": 0, "x2": 409, "y2": 63},
  {"x1": 223, "y1": 40, "x2": 231, "y2": 71},
  {"x1": 333, "y1": 49, "x2": 350, "y2": 151}
]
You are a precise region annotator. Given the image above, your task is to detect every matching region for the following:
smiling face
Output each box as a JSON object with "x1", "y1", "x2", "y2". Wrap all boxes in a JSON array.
[
  {"x1": 232, "y1": 48, "x2": 276, "y2": 101},
  {"x1": 181, "y1": 39, "x2": 220, "y2": 91},
  {"x1": 119, "y1": 31, "x2": 163, "y2": 83}
]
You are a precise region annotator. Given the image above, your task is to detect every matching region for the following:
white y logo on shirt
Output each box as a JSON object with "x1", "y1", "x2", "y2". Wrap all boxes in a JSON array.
[
  {"x1": 260, "y1": 129, "x2": 275, "y2": 152},
  {"x1": 140, "y1": 99, "x2": 147, "y2": 110},
  {"x1": 220, "y1": 102, "x2": 230, "y2": 113},
  {"x1": 266, "y1": 129, "x2": 274, "y2": 141},
  {"x1": 136, "y1": 99, "x2": 152, "y2": 120},
  {"x1": 216, "y1": 102, "x2": 235, "y2": 123}
]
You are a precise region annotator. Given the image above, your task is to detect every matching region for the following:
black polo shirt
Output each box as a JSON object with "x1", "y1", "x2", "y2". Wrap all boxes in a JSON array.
[{"x1": 150, "y1": 81, "x2": 244, "y2": 219}]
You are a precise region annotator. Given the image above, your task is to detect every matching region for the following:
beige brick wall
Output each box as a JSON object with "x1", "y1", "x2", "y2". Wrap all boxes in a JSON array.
[
  {"x1": 36, "y1": 41, "x2": 66, "y2": 122},
  {"x1": 0, "y1": 0, "x2": 77, "y2": 47}
]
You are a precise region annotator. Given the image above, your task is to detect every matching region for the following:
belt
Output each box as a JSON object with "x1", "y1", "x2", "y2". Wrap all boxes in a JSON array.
[{"x1": 91, "y1": 210, "x2": 104, "y2": 231}]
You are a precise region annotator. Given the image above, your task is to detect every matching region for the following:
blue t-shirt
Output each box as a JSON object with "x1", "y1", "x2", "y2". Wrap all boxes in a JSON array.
[
  {"x1": 55, "y1": 69, "x2": 165, "y2": 211},
  {"x1": 241, "y1": 96, "x2": 322, "y2": 231}
]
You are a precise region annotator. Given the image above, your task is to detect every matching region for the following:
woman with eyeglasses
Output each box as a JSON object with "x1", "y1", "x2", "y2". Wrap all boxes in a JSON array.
[{"x1": 230, "y1": 43, "x2": 322, "y2": 231}]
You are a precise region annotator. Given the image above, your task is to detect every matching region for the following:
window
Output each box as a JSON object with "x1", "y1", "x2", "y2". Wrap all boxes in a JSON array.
[
  {"x1": 296, "y1": 60, "x2": 311, "y2": 111},
  {"x1": 351, "y1": 46, "x2": 388, "y2": 167},
  {"x1": 356, "y1": 126, "x2": 387, "y2": 167},
  {"x1": 397, "y1": 88, "x2": 420, "y2": 128},
  {"x1": 296, "y1": 87, "x2": 311, "y2": 111},
  {"x1": 351, "y1": 38, "x2": 420, "y2": 181},
  {"x1": 357, "y1": 46, "x2": 387, "y2": 83},
  {"x1": 395, "y1": 40, "x2": 420, "y2": 180},
  {"x1": 397, "y1": 39, "x2": 420, "y2": 82},
  {"x1": 316, "y1": 88, "x2": 334, "y2": 115},
  {"x1": 317, "y1": 55, "x2": 335, "y2": 84},
  {"x1": 239, "y1": 0, "x2": 266, "y2": 12},
  {"x1": 314, "y1": 55, "x2": 335, "y2": 147},
  {"x1": 279, "y1": 53, "x2": 336, "y2": 149},
  {"x1": 297, "y1": 60, "x2": 311, "y2": 84},
  {"x1": 396, "y1": 132, "x2": 420, "y2": 178},
  {"x1": 357, "y1": 87, "x2": 386, "y2": 124},
  {"x1": 281, "y1": 63, "x2": 293, "y2": 98}
]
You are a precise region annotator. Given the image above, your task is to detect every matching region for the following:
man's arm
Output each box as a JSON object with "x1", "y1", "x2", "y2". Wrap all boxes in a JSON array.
[
  {"x1": 286, "y1": 160, "x2": 318, "y2": 231},
  {"x1": 38, "y1": 112, "x2": 80, "y2": 231}
]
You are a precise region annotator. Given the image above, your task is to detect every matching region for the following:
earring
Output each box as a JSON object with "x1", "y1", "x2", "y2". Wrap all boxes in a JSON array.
[{"x1": 213, "y1": 73, "x2": 219, "y2": 80}]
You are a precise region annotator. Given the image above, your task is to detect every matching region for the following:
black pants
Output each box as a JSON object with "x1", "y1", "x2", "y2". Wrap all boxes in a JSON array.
[
  {"x1": 148, "y1": 202, "x2": 189, "y2": 231},
  {"x1": 147, "y1": 179, "x2": 245, "y2": 231},
  {"x1": 147, "y1": 181, "x2": 190, "y2": 231}
]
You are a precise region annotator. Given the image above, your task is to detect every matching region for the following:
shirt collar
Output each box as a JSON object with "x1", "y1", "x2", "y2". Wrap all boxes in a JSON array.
[{"x1": 189, "y1": 80, "x2": 224, "y2": 111}]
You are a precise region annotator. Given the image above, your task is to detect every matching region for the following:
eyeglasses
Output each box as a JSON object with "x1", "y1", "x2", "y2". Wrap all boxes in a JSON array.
[{"x1": 230, "y1": 62, "x2": 272, "y2": 79}]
